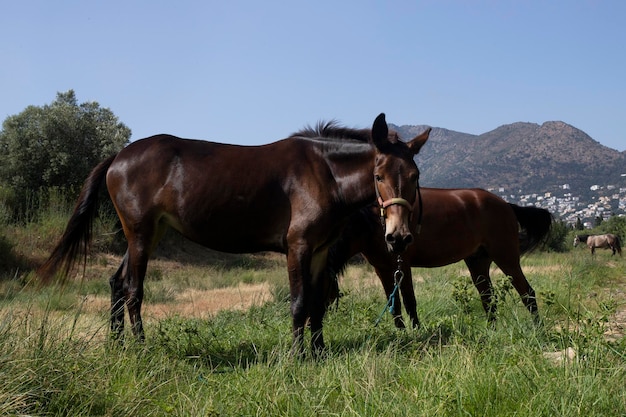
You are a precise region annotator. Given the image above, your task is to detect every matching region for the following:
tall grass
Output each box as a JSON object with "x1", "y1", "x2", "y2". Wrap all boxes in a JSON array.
[
  {"x1": 3, "y1": 183, "x2": 624, "y2": 414},
  {"x1": 0, "y1": 188, "x2": 122, "y2": 283},
  {"x1": 0, "y1": 250, "x2": 624, "y2": 416}
]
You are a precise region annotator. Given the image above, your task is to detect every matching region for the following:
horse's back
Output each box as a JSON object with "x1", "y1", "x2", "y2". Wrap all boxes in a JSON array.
[
  {"x1": 104, "y1": 135, "x2": 327, "y2": 253},
  {"x1": 109, "y1": 134, "x2": 295, "y2": 176},
  {"x1": 404, "y1": 188, "x2": 518, "y2": 266},
  {"x1": 106, "y1": 135, "x2": 292, "y2": 212},
  {"x1": 588, "y1": 233, "x2": 619, "y2": 248},
  {"x1": 421, "y1": 188, "x2": 517, "y2": 235}
]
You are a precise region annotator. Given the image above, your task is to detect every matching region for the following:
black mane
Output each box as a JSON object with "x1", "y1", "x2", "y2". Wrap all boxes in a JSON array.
[
  {"x1": 576, "y1": 234, "x2": 590, "y2": 242},
  {"x1": 290, "y1": 120, "x2": 403, "y2": 145},
  {"x1": 289, "y1": 121, "x2": 372, "y2": 142}
]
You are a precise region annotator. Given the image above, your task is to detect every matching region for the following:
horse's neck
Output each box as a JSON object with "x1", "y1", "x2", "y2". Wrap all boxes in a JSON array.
[{"x1": 326, "y1": 148, "x2": 377, "y2": 209}]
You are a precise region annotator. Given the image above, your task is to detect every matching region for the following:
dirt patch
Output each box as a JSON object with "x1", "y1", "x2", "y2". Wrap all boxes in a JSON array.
[
  {"x1": 605, "y1": 308, "x2": 626, "y2": 342},
  {"x1": 146, "y1": 283, "x2": 272, "y2": 319},
  {"x1": 81, "y1": 283, "x2": 273, "y2": 319},
  {"x1": 603, "y1": 287, "x2": 626, "y2": 342}
]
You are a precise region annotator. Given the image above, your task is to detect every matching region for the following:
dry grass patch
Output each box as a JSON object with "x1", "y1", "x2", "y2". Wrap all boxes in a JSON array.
[
  {"x1": 143, "y1": 283, "x2": 273, "y2": 319},
  {"x1": 78, "y1": 283, "x2": 273, "y2": 319}
]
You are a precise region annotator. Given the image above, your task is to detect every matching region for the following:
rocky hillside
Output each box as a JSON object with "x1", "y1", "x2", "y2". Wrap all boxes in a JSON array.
[{"x1": 392, "y1": 121, "x2": 626, "y2": 198}]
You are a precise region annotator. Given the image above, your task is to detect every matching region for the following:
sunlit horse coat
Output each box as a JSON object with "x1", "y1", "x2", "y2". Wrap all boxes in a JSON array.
[{"x1": 38, "y1": 113, "x2": 430, "y2": 356}]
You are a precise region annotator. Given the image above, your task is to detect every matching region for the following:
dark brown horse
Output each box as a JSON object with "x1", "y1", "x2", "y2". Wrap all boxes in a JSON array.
[
  {"x1": 327, "y1": 188, "x2": 552, "y2": 328},
  {"x1": 38, "y1": 113, "x2": 430, "y2": 356},
  {"x1": 574, "y1": 234, "x2": 622, "y2": 256}
]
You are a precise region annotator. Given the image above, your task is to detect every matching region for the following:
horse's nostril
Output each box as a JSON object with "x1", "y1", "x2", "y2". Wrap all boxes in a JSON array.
[
  {"x1": 385, "y1": 233, "x2": 395, "y2": 243},
  {"x1": 403, "y1": 234, "x2": 414, "y2": 245}
]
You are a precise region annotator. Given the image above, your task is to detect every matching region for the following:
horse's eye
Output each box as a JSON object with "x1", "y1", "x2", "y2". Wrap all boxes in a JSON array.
[{"x1": 375, "y1": 175, "x2": 383, "y2": 182}]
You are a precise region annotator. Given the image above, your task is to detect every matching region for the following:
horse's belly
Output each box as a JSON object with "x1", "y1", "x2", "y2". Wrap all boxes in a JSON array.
[
  {"x1": 182, "y1": 227, "x2": 286, "y2": 254},
  {"x1": 409, "y1": 240, "x2": 477, "y2": 267}
]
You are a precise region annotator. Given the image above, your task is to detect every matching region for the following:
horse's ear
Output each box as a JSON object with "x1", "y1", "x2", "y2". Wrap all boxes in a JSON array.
[
  {"x1": 371, "y1": 113, "x2": 389, "y2": 150},
  {"x1": 407, "y1": 127, "x2": 431, "y2": 155}
]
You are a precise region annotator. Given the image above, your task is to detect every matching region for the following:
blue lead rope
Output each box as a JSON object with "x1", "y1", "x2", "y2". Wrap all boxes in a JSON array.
[{"x1": 374, "y1": 260, "x2": 404, "y2": 327}]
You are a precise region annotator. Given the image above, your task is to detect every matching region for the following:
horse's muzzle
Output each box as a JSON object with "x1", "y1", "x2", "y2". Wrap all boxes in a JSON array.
[{"x1": 385, "y1": 231, "x2": 414, "y2": 254}]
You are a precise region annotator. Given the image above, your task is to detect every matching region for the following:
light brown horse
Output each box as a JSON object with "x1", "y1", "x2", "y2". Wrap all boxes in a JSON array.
[
  {"x1": 574, "y1": 234, "x2": 622, "y2": 256},
  {"x1": 38, "y1": 113, "x2": 430, "y2": 356},
  {"x1": 327, "y1": 188, "x2": 552, "y2": 328}
]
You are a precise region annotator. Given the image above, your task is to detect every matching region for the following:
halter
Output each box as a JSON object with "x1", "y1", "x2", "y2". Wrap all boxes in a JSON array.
[
  {"x1": 374, "y1": 176, "x2": 423, "y2": 235},
  {"x1": 374, "y1": 176, "x2": 412, "y2": 217}
]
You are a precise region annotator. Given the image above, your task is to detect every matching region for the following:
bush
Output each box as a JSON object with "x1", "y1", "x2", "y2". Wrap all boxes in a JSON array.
[
  {"x1": 0, "y1": 90, "x2": 130, "y2": 221},
  {"x1": 543, "y1": 219, "x2": 570, "y2": 252}
]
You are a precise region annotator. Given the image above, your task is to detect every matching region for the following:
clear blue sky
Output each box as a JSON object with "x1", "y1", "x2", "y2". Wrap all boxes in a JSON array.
[{"x1": 1, "y1": 1, "x2": 624, "y2": 151}]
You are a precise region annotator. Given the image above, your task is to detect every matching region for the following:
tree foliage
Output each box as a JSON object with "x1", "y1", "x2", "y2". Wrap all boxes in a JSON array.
[
  {"x1": 575, "y1": 216, "x2": 584, "y2": 230},
  {"x1": 597, "y1": 215, "x2": 626, "y2": 242},
  {"x1": 0, "y1": 90, "x2": 130, "y2": 220},
  {"x1": 543, "y1": 219, "x2": 570, "y2": 252}
]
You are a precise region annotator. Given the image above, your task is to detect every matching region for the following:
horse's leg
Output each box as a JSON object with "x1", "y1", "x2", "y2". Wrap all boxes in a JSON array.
[
  {"x1": 286, "y1": 242, "x2": 313, "y2": 357},
  {"x1": 125, "y1": 245, "x2": 149, "y2": 340},
  {"x1": 109, "y1": 251, "x2": 129, "y2": 341},
  {"x1": 399, "y1": 264, "x2": 420, "y2": 329},
  {"x1": 308, "y1": 250, "x2": 331, "y2": 358},
  {"x1": 496, "y1": 261, "x2": 539, "y2": 323},
  {"x1": 123, "y1": 219, "x2": 170, "y2": 341},
  {"x1": 464, "y1": 256, "x2": 496, "y2": 322}
]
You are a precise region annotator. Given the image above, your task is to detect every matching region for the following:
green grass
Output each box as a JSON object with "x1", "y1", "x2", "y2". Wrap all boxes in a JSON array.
[{"x1": 0, "y1": 250, "x2": 625, "y2": 416}]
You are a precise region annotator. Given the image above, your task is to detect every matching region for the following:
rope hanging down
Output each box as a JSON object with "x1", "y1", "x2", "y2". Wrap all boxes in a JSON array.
[{"x1": 374, "y1": 255, "x2": 405, "y2": 327}]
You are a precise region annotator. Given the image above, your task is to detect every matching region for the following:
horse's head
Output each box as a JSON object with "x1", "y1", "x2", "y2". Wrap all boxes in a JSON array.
[
  {"x1": 574, "y1": 234, "x2": 589, "y2": 247},
  {"x1": 370, "y1": 113, "x2": 430, "y2": 254}
]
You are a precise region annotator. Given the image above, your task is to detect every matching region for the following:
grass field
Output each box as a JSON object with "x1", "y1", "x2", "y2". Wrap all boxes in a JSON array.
[{"x1": 0, "y1": 239, "x2": 625, "y2": 415}]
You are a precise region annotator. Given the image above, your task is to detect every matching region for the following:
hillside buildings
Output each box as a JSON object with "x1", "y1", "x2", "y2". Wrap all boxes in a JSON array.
[{"x1": 490, "y1": 182, "x2": 626, "y2": 228}]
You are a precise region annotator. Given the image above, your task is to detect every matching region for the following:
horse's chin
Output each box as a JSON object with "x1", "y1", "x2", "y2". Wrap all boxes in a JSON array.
[{"x1": 387, "y1": 242, "x2": 409, "y2": 255}]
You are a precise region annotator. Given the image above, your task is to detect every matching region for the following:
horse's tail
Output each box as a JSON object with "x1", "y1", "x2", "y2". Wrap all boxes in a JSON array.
[
  {"x1": 509, "y1": 204, "x2": 553, "y2": 255},
  {"x1": 37, "y1": 155, "x2": 117, "y2": 283},
  {"x1": 615, "y1": 235, "x2": 622, "y2": 255}
]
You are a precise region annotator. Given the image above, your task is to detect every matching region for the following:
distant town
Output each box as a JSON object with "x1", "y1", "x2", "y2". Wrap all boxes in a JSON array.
[{"x1": 489, "y1": 174, "x2": 626, "y2": 228}]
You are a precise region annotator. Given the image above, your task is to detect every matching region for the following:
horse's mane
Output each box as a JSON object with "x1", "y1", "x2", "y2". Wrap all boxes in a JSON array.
[
  {"x1": 576, "y1": 234, "x2": 590, "y2": 242},
  {"x1": 289, "y1": 121, "x2": 372, "y2": 142},
  {"x1": 290, "y1": 121, "x2": 402, "y2": 144}
]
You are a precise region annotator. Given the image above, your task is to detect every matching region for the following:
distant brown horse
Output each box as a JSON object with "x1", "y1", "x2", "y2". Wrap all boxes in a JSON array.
[
  {"x1": 327, "y1": 188, "x2": 552, "y2": 328},
  {"x1": 574, "y1": 234, "x2": 622, "y2": 256},
  {"x1": 38, "y1": 113, "x2": 430, "y2": 356}
]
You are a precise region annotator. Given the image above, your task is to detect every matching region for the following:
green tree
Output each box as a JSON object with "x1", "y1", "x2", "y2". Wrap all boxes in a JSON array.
[
  {"x1": 598, "y1": 215, "x2": 626, "y2": 241},
  {"x1": 543, "y1": 219, "x2": 570, "y2": 252},
  {"x1": 0, "y1": 90, "x2": 130, "y2": 219},
  {"x1": 575, "y1": 216, "x2": 584, "y2": 230}
]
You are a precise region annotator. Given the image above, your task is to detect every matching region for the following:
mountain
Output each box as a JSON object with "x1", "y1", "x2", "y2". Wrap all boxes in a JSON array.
[{"x1": 391, "y1": 121, "x2": 626, "y2": 197}]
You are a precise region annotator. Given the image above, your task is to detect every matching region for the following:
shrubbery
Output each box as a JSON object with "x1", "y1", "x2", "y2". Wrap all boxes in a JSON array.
[{"x1": 0, "y1": 90, "x2": 130, "y2": 222}]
